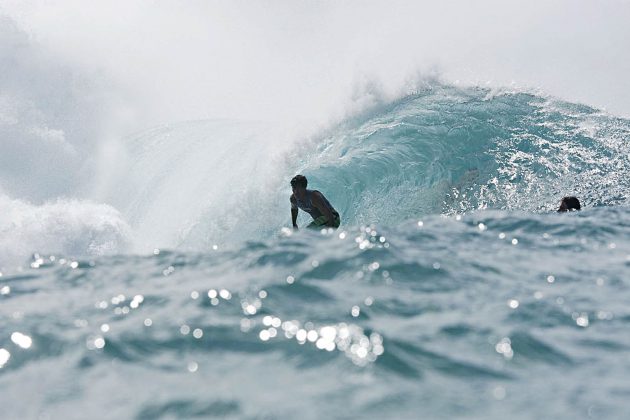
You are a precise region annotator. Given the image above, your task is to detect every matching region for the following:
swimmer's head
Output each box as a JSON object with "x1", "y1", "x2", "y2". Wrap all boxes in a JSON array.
[
  {"x1": 558, "y1": 196, "x2": 581, "y2": 212},
  {"x1": 290, "y1": 175, "x2": 307, "y2": 189}
]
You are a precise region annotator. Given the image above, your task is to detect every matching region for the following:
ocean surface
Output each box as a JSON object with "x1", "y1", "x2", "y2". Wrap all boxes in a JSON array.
[{"x1": 2, "y1": 84, "x2": 630, "y2": 419}]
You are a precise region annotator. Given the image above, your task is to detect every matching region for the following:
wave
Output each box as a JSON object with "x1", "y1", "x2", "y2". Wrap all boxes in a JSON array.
[
  {"x1": 2, "y1": 82, "x2": 628, "y2": 261},
  {"x1": 0, "y1": 195, "x2": 130, "y2": 267},
  {"x1": 297, "y1": 84, "x2": 630, "y2": 225},
  {"x1": 105, "y1": 83, "x2": 630, "y2": 251}
]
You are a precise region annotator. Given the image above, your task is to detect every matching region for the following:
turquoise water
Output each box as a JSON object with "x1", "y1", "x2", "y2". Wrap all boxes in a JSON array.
[{"x1": 1, "y1": 84, "x2": 630, "y2": 419}]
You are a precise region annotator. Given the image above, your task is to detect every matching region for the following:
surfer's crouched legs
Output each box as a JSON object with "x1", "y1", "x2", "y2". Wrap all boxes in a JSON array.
[{"x1": 307, "y1": 214, "x2": 341, "y2": 229}]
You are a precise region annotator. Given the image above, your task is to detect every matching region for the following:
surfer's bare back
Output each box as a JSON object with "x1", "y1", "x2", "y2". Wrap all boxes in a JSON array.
[{"x1": 290, "y1": 175, "x2": 340, "y2": 229}]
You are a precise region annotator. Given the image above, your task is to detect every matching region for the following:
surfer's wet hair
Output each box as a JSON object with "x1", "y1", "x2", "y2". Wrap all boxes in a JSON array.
[
  {"x1": 558, "y1": 196, "x2": 581, "y2": 212},
  {"x1": 290, "y1": 175, "x2": 308, "y2": 188}
]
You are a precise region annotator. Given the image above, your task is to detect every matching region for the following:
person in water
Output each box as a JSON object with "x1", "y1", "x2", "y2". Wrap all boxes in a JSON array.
[
  {"x1": 557, "y1": 196, "x2": 581, "y2": 212},
  {"x1": 290, "y1": 175, "x2": 340, "y2": 229}
]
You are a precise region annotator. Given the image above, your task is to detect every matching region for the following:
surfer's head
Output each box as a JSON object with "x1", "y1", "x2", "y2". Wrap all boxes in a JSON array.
[
  {"x1": 557, "y1": 196, "x2": 581, "y2": 212},
  {"x1": 291, "y1": 175, "x2": 307, "y2": 189},
  {"x1": 290, "y1": 175, "x2": 308, "y2": 197}
]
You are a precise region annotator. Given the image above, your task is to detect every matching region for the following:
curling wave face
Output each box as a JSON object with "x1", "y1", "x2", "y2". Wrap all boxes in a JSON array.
[
  {"x1": 298, "y1": 84, "x2": 630, "y2": 225},
  {"x1": 105, "y1": 84, "x2": 630, "y2": 252}
]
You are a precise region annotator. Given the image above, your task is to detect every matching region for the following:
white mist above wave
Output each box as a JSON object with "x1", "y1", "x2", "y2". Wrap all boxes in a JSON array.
[{"x1": 104, "y1": 120, "x2": 297, "y2": 252}]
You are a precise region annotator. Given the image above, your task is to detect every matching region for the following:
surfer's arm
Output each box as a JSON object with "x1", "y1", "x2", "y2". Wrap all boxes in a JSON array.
[
  {"x1": 290, "y1": 195, "x2": 299, "y2": 229},
  {"x1": 312, "y1": 192, "x2": 335, "y2": 227}
]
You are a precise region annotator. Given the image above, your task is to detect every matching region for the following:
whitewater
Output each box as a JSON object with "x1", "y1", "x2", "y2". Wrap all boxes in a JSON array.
[{"x1": 2, "y1": 2, "x2": 630, "y2": 419}]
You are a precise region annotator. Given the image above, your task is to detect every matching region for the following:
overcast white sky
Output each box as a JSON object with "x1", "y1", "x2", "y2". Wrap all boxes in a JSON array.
[{"x1": 2, "y1": 0, "x2": 629, "y2": 129}]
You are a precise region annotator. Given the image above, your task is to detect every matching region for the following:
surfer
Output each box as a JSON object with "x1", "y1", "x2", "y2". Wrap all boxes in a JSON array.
[
  {"x1": 557, "y1": 196, "x2": 581, "y2": 212},
  {"x1": 290, "y1": 175, "x2": 341, "y2": 229}
]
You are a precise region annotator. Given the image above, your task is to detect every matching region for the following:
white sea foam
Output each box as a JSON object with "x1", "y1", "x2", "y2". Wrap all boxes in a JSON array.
[{"x1": 0, "y1": 195, "x2": 130, "y2": 266}]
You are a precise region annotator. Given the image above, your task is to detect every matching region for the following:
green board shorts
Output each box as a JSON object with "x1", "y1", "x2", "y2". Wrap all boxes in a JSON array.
[{"x1": 307, "y1": 213, "x2": 341, "y2": 229}]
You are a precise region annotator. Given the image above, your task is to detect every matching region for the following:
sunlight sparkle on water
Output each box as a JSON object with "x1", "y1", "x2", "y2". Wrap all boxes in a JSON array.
[
  {"x1": 495, "y1": 338, "x2": 513, "y2": 359},
  {"x1": 130, "y1": 295, "x2": 144, "y2": 308},
  {"x1": 576, "y1": 314, "x2": 589, "y2": 327},
  {"x1": 11, "y1": 332, "x2": 32, "y2": 349},
  {"x1": 86, "y1": 336, "x2": 105, "y2": 350},
  {"x1": 94, "y1": 337, "x2": 105, "y2": 349},
  {"x1": 0, "y1": 349, "x2": 10, "y2": 368},
  {"x1": 256, "y1": 314, "x2": 385, "y2": 366}
]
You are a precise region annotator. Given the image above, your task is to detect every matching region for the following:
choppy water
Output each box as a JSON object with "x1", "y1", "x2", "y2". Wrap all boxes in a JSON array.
[{"x1": 2, "y1": 84, "x2": 630, "y2": 419}]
